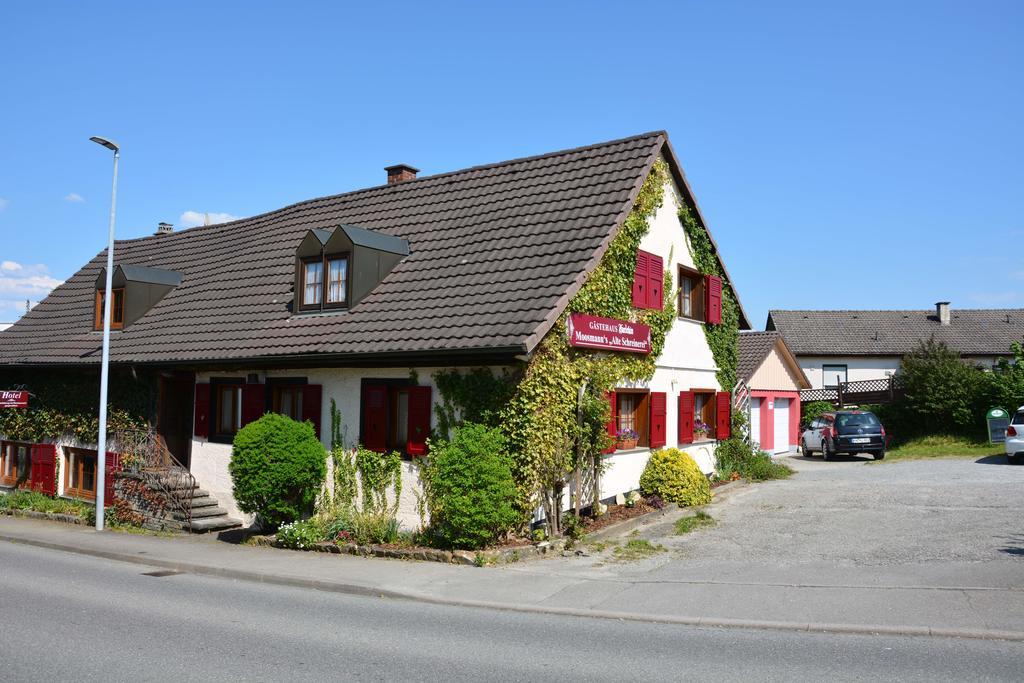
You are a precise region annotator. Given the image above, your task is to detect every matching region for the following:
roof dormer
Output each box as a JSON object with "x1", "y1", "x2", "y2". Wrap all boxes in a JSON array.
[
  {"x1": 294, "y1": 224, "x2": 408, "y2": 314},
  {"x1": 93, "y1": 264, "x2": 182, "y2": 330}
]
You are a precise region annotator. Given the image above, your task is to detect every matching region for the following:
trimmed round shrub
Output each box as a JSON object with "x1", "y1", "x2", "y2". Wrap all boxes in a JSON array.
[
  {"x1": 229, "y1": 413, "x2": 327, "y2": 530},
  {"x1": 423, "y1": 422, "x2": 520, "y2": 550},
  {"x1": 639, "y1": 447, "x2": 711, "y2": 507}
]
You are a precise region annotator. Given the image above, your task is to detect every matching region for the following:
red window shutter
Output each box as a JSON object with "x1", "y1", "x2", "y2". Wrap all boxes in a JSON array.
[
  {"x1": 241, "y1": 384, "x2": 265, "y2": 427},
  {"x1": 361, "y1": 384, "x2": 388, "y2": 452},
  {"x1": 406, "y1": 386, "x2": 432, "y2": 456},
  {"x1": 603, "y1": 391, "x2": 617, "y2": 454},
  {"x1": 647, "y1": 254, "x2": 664, "y2": 309},
  {"x1": 30, "y1": 444, "x2": 57, "y2": 496},
  {"x1": 302, "y1": 384, "x2": 323, "y2": 441},
  {"x1": 649, "y1": 392, "x2": 667, "y2": 448},
  {"x1": 105, "y1": 451, "x2": 121, "y2": 505},
  {"x1": 678, "y1": 391, "x2": 694, "y2": 444},
  {"x1": 194, "y1": 383, "x2": 210, "y2": 438},
  {"x1": 632, "y1": 252, "x2": 649, "y2": 308},
  {"x1": 716, "y1": 391, "x2": 732, "y2": 440},
  {"x1": 706, "y1": 275, "x2": 723, "y2": 324}
]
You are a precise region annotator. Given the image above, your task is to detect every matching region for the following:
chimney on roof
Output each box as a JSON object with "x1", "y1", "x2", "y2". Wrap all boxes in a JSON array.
[
  {"x1": 936, "y1": 301, "x2": 950, "y2": 325},
  {"x1": 385, "y1": 164, "x2": 419, "y2": 185},
  {"x1": 155, "y1": 222, "x2": 174, "y2": 236}
]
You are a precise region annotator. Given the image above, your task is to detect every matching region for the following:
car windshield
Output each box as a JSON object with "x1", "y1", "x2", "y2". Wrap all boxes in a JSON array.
[
  {"x1": 1012, "y1": 410, "x2": 1024, "y2": 425},
  {"x1": 836, "y1": 413, "x2": 880, "y2": 428}
]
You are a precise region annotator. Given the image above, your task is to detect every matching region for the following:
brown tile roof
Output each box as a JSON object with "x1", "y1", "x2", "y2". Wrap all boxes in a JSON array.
[
  {"x1": 737, "y1": 331, "x2": 781, "y2": 381},
  {"x1": 1, "y1": 131, "x2": 746, "y2": 366},
  {"x1": 766, "y1": 308, "x2": 1024, "y2": 357}
]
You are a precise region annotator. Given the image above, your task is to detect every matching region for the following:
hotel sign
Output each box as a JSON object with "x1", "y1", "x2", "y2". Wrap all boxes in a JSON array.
[
  {"x1": 0, "y1": 391, "x2": 29, "y2": 408},
  {"x1": 567, "y1": 313, "x2": 651, "y2": 354}
]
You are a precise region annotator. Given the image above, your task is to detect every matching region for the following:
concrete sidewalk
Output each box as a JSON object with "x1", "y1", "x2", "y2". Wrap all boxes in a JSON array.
[{"x1": 2, "y1": 514, "x2": 1022, "y2": 642}]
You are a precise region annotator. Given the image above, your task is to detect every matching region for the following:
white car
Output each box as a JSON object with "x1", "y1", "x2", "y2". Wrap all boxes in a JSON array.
[{"x1": 1007, "y1": 406, "x2": 1024, "y2": 464}]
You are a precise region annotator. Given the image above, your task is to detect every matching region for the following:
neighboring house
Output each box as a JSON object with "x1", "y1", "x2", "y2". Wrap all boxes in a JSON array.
[
  {"x1": 0, "y1": 131, "x2": 751, "y2": 528},
  {"x1": 737, "y1": 331, "x2": 810, "y2": 454},
  {"x1": 767, "y1": 303, "x2": 1024, "y2": 390}
]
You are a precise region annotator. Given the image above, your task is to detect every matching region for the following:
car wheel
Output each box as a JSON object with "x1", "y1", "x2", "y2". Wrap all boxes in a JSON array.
[
  {"x1": 873, "y1": 450, "x2": 885, "y2": 460},
  {"x1": 801, "y1": 439, "x2": 812, "y2": 458},
  {"x1": 822, "y1": 439, "x2": 833, "y2": 461}
]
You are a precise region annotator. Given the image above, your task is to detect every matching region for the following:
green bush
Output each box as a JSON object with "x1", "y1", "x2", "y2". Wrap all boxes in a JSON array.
[
  {"x1": 801, "y1": 401, "x2": 834, "y2": 425},
  {"x1": 743, "y1": 451, "x2": 794, "y2": 481},
  {"x1": 276, "y1": 518, "x2": 325, "y2": 550},
  {"x1": 639, "y1": 448, "x2": 711, "y2": 507},
  {"x1": 422, "y1": 422, "x2": 520, "y2": 550},
  {"x1": 715, "y1": 438, "x2": 792, "y2": 481},
  {"x1": 0, "y1": 490, "x2": 92, "y2": 517},
  {"x1": 229, "y1": 413, "x2": 327, "y2": 531},
  {"x1": 894, "y1": 339, "x2": 986, "y2": 439}
]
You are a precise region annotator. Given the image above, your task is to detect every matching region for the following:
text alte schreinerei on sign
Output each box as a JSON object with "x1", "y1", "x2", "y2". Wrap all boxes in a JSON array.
[{"x1": 567, "y1": 313, "x2": 651, "y2": 354}]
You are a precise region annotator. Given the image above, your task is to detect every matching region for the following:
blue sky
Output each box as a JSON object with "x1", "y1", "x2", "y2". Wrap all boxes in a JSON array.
[{"x1": 1, "y1": 1, "x2": 1021, "y2": 326}]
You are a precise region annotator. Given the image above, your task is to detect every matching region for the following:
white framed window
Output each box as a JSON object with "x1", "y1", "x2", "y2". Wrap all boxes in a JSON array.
[{"x1": 822, "y1": 364, "x2": 848, "y2": 388}]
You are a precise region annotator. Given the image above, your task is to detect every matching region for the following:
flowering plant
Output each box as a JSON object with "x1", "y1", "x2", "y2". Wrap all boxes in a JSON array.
[
  {"x1": 694, "y1": 420, "x2": 711, "y2": 437},
  {"x1": 616, "y1": 427, "x2": 639, "y2": 441}
]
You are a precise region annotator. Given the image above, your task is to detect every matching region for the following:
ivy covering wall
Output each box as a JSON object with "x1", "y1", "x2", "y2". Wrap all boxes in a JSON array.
[
  {"x1": 678, "y1": 202, "x2": 741, "y2": 391},
  {"x1": 434, "y1": 156, "x2": 743, "y2": 526},
  {"x1": 0, "y1": 367, "x2": 153, "y2": 444}
]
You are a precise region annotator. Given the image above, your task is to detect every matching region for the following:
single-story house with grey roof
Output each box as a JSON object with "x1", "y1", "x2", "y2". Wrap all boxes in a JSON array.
[
  {"x1": 767, "y1": 303, "x2": 1024, "y2": 390},
  {"x1": 0, "y1": 131, "x2": 751, "y2": 530}
]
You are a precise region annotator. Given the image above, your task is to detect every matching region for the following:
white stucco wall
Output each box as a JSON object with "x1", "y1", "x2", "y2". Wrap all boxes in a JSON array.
[
  {"x1": 191, "y1": 365, "x2": 495, "y2": 528},
  {"x1": 592, "y1": 165, "x2": 722, "y2": 499},
  {"x1": 798, "y1": 356, "x2": 903, "y2": 390}
]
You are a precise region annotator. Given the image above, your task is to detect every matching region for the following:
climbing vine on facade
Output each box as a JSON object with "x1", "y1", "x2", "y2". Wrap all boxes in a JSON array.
[
  {"x1": 678, "y1": 202, "x2": 741, "y2": 391},
  {"x1": 0, "y1": 368, "x2": 152, "y2": 444},
  {"x1": 500, "y1": 159, "x2": 675, "y2": 525}
]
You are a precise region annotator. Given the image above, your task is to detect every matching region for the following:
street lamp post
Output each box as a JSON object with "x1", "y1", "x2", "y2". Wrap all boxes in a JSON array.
[{"x1": 90, "y1": 135, "x2": 120, "y2": 532}]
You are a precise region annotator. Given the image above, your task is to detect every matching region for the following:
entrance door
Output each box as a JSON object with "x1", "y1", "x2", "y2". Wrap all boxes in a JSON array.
[
  {"x1": 158, "y1": 373, "x2": 196, "y2": 468},
  {"x1": 773, "y1": 397, "x2": 790, "y2": 454},
  {"x1": 749, "y1": 398, "x2": 762, "y2": 450}
]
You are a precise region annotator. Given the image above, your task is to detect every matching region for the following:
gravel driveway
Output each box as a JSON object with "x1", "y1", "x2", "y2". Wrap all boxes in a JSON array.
[{"x1": 629, "y1": 455, "x2": 1024, "y2": 588}]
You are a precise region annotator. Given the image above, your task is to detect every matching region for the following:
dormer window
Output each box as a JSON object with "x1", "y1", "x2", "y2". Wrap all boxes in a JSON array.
[
  {"x1": 294, "y1": 224, "x2": 408, "y2": 315},
  {"x1": 93, "y1": 264, "x2": 182, "y2": 331},
  {"x1": 94, "y1": 288, "x2": 125, "y2": 330},
  {"x1": 300, "y1": 254, "x2": 349, "y2": 310}
]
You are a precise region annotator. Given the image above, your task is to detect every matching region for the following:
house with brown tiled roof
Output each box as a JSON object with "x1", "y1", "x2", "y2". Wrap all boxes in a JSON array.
[
  {"x1": 0, "y1": 132, "x2": 750, "y2": 529},
  {"x1": 767, "y1": 304, "x2": 1024, "y2": 390}
]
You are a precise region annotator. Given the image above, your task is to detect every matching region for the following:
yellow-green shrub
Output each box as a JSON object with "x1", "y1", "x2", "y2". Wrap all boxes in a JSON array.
[{"x1": 639, "y1": 448, "x2": 711, "y2": 507}]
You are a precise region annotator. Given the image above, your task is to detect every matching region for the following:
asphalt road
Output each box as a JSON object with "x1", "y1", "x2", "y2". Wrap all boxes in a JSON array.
[{"x1": 1, "y1": 542, "x2": 1021, "y2": 682}]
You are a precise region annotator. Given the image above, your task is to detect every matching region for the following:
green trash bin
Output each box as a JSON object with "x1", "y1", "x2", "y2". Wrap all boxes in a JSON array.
[{"x1": 986, "y1": 407, "x2": 1011, "y2": 444}]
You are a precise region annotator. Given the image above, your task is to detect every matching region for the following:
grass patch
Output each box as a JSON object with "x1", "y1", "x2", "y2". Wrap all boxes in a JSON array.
[
  {"x1": 612, "y1": 538, "x2": 665, "y2": 562},
  {"x1": 875, "y1": 435, "x2": 1001, "y2": 463},
  {"x1": 674, "y1": 511, "x2": 715, "y2": 535},
  {"x1": 586, "y1": 539, "x2": 617, "y2": 553}
]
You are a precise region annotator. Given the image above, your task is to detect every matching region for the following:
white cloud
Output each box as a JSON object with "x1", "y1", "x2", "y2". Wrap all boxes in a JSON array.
[
  {"x1": 0, "y1": 198, "x2": 9, "y2": 212},
  {"x1": 179, "y1": 210, "x2": 241, "y2": 228},
  {"x1": 64, "y1": 192, "x2": 85, "y2": 203},
  {"x1": 0, "y1": 262, "x2": 62, "y2": 318}
]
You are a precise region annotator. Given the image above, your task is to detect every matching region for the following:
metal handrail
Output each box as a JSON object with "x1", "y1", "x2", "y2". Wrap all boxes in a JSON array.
[{"x1": 113, "y1": 431, "x2": 196, "y2": 531}]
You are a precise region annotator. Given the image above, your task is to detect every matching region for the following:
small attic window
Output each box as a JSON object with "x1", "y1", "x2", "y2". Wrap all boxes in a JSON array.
[
  {"x1": 294, "y1": 224, "x2": 408, "y2": 315},
  {"x1": 94, "y1": 288, "x2": 125, "y2": 330},
  {"x1": 300, "y1": 253, "x2": 349, "y2": 310},
  {"x1": 93, "y1": 264, "x2": 182, "y2": 330}
]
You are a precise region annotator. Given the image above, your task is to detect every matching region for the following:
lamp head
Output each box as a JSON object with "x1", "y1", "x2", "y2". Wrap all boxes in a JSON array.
[{"x1": 89, "y1": 136, "x2": 120, "y2": 153}]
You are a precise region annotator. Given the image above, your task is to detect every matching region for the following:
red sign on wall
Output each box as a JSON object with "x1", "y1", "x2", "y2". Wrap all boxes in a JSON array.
[
  {"x1": 0, "y1": 391, "x2": 29, "y2": 408},
  {"x1": 567, "y1": 313, "x2": 651, "y2": 354}
]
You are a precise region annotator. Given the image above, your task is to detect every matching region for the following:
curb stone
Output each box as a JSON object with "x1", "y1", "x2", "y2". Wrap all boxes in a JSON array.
[{"x1": 3, "y1": 531, "x2": 1022, "y2": 643}]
